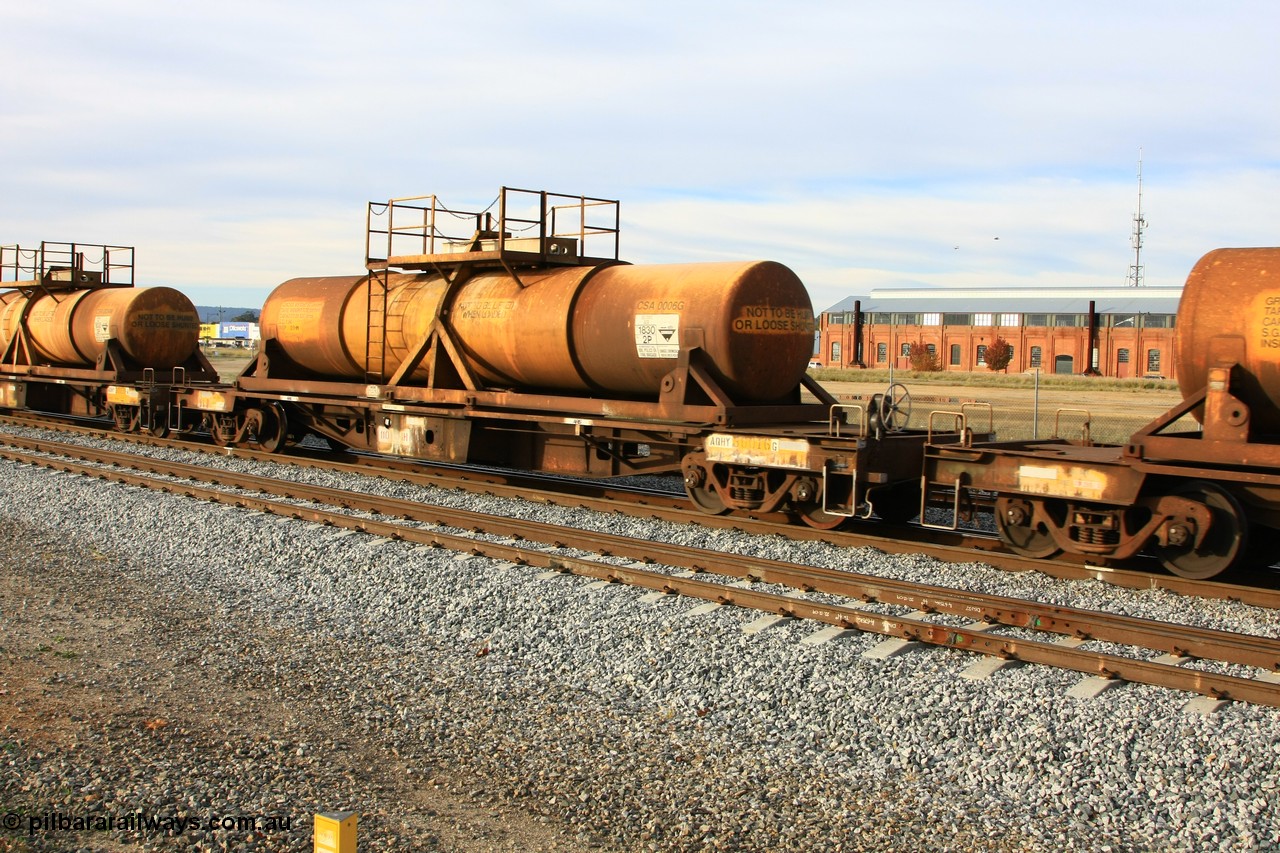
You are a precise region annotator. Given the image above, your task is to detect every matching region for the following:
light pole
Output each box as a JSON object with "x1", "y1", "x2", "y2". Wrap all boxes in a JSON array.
[{"x1": 888, "y1": 316, "x2": 895, "y2": 384}]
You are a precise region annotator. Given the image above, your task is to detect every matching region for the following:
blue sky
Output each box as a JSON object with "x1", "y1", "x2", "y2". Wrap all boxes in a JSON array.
[{"x1": 2, "y1": 1, "x2": 1276, "y2": 313}]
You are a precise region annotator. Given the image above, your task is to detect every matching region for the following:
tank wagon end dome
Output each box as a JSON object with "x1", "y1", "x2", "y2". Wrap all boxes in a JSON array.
[
  {"x1": 572, "y1": 259, "x2": 815, "y2": 402},
  {"x1": 1176, "y1": 247, "x2": 1280, "y2": 430}
]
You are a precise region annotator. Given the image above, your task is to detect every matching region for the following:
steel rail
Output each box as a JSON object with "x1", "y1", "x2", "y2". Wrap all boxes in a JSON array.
[{"x1": 4, "y1": 436, "x2": 1280, "y2": 707}]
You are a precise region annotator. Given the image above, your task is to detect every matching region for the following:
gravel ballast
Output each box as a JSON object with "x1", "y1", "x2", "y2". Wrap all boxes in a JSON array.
[{"x1": 3, "y1": 428, "x2": 1280, "y2": 852}]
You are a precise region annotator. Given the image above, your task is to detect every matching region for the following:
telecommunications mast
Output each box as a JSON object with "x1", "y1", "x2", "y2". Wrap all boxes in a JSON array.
[{"x1": 1127, "y1": 151, "x2": 1146, "y2": 287}]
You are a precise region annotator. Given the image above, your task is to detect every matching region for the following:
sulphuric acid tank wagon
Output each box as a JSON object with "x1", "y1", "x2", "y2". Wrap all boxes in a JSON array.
[
  {"x1": 205, "y1": 189, "x2": 837, "y2": 482},
  {"x1": 259, "y1": 260, "x2": 816, "y2": 403},
  {"x1": 0, "y1": 285, "x2": 201, "y2": 370}
]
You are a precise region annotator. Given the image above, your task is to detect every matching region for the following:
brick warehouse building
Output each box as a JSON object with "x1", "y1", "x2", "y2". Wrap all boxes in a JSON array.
[{"x1": 816, "y1": 286, "x2": 1183, "y2": 380}]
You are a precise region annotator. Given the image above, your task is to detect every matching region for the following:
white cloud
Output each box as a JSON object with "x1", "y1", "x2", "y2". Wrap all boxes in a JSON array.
[{"x1": 1, "y1": 1, "x2": 1276, "y2": 314}]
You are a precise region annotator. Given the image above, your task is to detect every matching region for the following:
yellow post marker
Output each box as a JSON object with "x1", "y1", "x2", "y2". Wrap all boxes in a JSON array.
[{"x1": 314, "y1": 811, "x2": 358, "y2": 853}]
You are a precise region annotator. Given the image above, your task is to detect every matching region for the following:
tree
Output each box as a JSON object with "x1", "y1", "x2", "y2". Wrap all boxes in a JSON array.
[
  {"x1": 230, "y1": 310, "x2": 259, "y2": 322},
  {"x1": 985, "y1": 334, "x2": 1013, "y2": 372},
  {"x1": 906, "y1": 341, "x2": 941, "y2": 372}
]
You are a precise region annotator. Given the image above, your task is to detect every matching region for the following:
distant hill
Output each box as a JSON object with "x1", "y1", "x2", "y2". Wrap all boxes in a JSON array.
[{"x1": 196, "y1": 306, "x2": 259, "y2": 324}]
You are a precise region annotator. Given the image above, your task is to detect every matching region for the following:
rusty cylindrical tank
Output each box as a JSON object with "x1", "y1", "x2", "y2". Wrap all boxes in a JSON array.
[
  {"x1": 259, "y1": 260, "x2": 815, "y2": 401},
  {"x1": 0, "y1": 286, "x2": 201, "y2": 369},
  {"x1": 1176, "y1": 247, "x2": 1280, "y2": 430}
]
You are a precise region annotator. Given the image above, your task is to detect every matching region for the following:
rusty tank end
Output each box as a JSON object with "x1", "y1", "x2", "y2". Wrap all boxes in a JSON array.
[
  {"x1": 1175, "y1": 247, "x2": 1280, "y2": 431},
  {"x1": 571, "y1": 261, "x2": 814, "y2": 401},
  {"x1": 0, "y1": 286, "x2": 200, "y2": 369},
  {"x1": 259, "y1": 260, "x2": 815, "y2": 402}
]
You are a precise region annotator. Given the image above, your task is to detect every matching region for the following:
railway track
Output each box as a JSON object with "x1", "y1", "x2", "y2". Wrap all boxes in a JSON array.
[
  {"x1": 4, "y1": 431, "x2": 1280, "y2": 708},
  {"x1": 5, "y1": 412, "x2": 1280, "y2": 609}
]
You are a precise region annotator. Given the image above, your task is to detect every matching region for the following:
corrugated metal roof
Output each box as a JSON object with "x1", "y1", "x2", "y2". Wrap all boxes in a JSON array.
[{"x1": 822, "y1": 286, "x2": 1182, "y2": 316}]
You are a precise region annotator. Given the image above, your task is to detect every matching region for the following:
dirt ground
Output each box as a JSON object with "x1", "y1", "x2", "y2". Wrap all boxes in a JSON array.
[
  {"x1": 815, "y1": 376, "x2": 1184, "y2": 421},
  {"x1": 0, "y1": 524, "x2": 598, "y2": 852}
]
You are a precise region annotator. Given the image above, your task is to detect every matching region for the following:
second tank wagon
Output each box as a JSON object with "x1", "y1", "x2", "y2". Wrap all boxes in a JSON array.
[
  {"x1": 222, "y1": 189, "x2": 863, "y2": 484},
  {"x1": 259, "y1": 260, "x2": 815, "y2": 402}
]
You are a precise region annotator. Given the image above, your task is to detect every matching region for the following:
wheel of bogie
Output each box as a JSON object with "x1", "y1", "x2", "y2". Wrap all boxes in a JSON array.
[
  {"x1": 685, "y1": 481, "x2": 729, "y2": 515},
  {"x1": 795, "y1": 503, "x2": 848, "y2": 530},
  {"x1": 871, "y1": 481, "x2": 922, "y2": 524},
  {"x1": 256, "y1": 403, "x2": 288, "y2": 453},
  {"x1": 1151, "y1": 482, "x2": 1247, "y2": 580},
  {"x1": 994, "y1": 496, "x2": 1062, "y2": 559},
  {"x1": 878, "y1": 383, "x2": 912, "y2": 433},
  {"x1": 683, "y1": 461, "x2": 730, "y2": 516},
  {"x1": 235, "y1": 408, "x2": 277, "y2": 449}
]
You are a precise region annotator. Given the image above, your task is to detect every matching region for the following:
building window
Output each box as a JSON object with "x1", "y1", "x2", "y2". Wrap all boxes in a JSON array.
[
  {"x1": 976, "y1": 345, "x2": 987, "y2": 367},
  {"x1": 895, "y1": 313, "x2": 920, "y2": 326},
  {"x1": 923, "y1": 312, "x2": 941, "y2": 325},
  {"x1": 926, "y1": 343, "x2": 937, "y2": 359},
  {"x1": 1118, "y1": 348, "x2": 1130, "y2": 363},
  {"x1": 1030, "y1": 346, "x2": 1042, "y2": 367},
  {"x1": 999, "y1": 313, "x2": 1020, "y2": 327},
  {"x1": 877, "y1": 342, "x2": 887, "y2": 362},
  {"x1": 1053, "y1": 314, "x2": 1082, "y2": 327},
  {"x1": 1147, "y1": 349, "x2": 1161, "y2": 375},
  {"x1": 973, "y1": 313, "x2": 993, "y2": 327},
  {"x1": 949, "y1": 344, "x2": 961, "y2": 365},
  {"x1": 830, "y1": 342, "x2": 841, "y2": 363},
  {"x1": 900, "y1": 342, "x2": 911, "y2": 357},
  {"x1": 943, "y1": 313, "x2": 970, "y2": 326},
  {"x1": 1026, "y1": 314, "x2": 1048, "y2": 327},
  {"x1": 1144, "y1": 314, "x2": 1173, "y2": 329}
]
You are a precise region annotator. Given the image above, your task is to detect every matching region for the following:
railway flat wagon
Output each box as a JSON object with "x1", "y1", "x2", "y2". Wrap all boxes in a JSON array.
[{"x1": 178, "y1": 187, "x2": 972, "y2": 526}]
